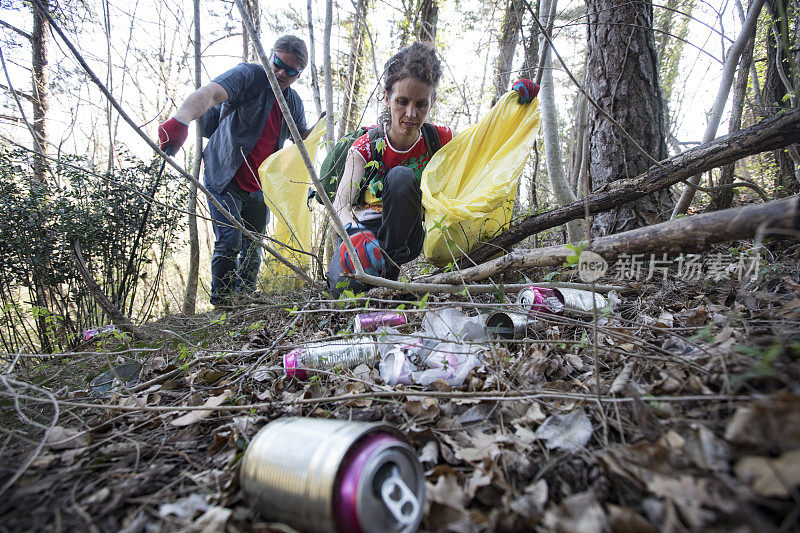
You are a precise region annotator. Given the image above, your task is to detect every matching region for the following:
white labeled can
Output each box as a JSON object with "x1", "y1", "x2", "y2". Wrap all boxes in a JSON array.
[{"x1": 240, "y1": 417, "x2": 425, "y2": 533}]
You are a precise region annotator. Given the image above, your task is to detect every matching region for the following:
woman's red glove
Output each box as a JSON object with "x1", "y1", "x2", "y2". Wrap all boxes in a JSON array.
[
  {"x1": 512, "y1": 79, "x2": 540, "y2": 104},
  {"x1": 340, "y1": 223, "x2": 385, "y2": 276}
]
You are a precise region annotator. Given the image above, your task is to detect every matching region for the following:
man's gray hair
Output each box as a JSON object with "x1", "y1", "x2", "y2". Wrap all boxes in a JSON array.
[{"x1": 274, "y1": 35, "x2": 308, "y2": 69}]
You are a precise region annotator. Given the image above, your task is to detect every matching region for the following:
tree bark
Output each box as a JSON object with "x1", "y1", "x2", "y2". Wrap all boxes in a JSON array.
[
  {"x1": 242, "y1": 0, "x2": 260, "y2": 61},
  {"x1": 417, "y1": 0, "x2": 438, "y2": 42},
  {"x1": 31, "y1": 0, "x2": 48, "y2": 185},
  {"x1": 338, "y1": 0, "x2": 368, "y2": 139},
  {"x1": 492, "y1": 0, "x2": 523, "y2": 106},
  {"x1": 182, "y1": 0, "x2": 202, "y2": 316},
  {"x1": 324, "y1": 0, "x2": 335, "y2": 144},
  {"x1": 307, "y1": 0, "x2": 323, "y2": 116},
  {"x1": 539, "y1": 0, "x2": 585, "y2": 242},
  {"x1": 671, "y1": 0, "x2": 766, "y2": 216},
  {"x1": 708, "y1": 32, "x2": 754, "y2": 212},
  {"x1": 457, "y1": 107, "x2": 800, "y2": 267},
  {"x1": 427, "y1": 195, "x2": 799, "y2": 285},
  {"x1": 586, "y1": 0, "x2": 670, "y2": 235}
]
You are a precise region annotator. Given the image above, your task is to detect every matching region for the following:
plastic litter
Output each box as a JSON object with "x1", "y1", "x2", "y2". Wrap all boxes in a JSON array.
[
  {"x1": 421, "y1": 92, "x2": 541, "y2": 266},
  {"x1": 82, "y1": 324, "x2": 118, "y2": 342},
  {"x1": 258, "y1": 120, "x2": 326, "y2": 292},
  {"x1": 90, "y1": 362, "x2": 142, "y2": 397}
]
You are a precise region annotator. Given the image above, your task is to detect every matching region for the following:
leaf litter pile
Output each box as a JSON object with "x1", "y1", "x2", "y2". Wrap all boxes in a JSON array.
[{"x1": 2, "y1": 241, "x2": 800, "y2": 532}]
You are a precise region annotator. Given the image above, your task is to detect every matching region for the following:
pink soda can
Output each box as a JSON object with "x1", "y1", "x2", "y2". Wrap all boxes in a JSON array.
[
  {"x1": 517, "y1": 286, "x2": 566, "y2": 314},
  {"x1": 240, "y1": 417, "x2": 425, "y2": 533},
  {"x1": 354, "y1": 311, "x2": 407, "y2": 333}
]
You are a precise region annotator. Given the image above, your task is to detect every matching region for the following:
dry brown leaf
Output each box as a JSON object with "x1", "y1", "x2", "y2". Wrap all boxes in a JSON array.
[
  {"x1": 541, "y1": 491, "x2": 611, "y2": 533},
  {"x1": 465, "y1": 465, "x2": 493, "y2": 499},
  {"x1": 607, "y1": 504, "x2": 656, "y2": 533},
  {"x1": 734, "y1": 450, "x2": 800, "y2": 497},
  {"x1": 46, "y1": 426, "x2": 92, "y2": 450},
  {"x1": 426, "y1": 474, "x2": 469, "y2": 508},
  {"x1": 171, "y1": 390, "x2": 231, "y2": 427},
  {"x1": 405, "y1": 398, "x2": 440, "y2": 420},
  {"x1": 724, "y1": 394, "x2": 800, "y2": 452}
]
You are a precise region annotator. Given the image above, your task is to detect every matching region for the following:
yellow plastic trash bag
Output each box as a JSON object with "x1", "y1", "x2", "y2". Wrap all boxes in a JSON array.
[
  {"x1": 258, "y1": 119, "x2": 326, "y2": 292},
  {"x1": 421, "y1": 91, "x2": 540, "y2": 267}
]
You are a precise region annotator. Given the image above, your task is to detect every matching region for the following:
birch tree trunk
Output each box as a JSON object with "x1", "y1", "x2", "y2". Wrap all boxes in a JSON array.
[
  {"x1": 586, "y1": 0, "x2": 670, "y2": 235},
  {"x1": 324, "y1": 0, "x2": 335, "y2": 144},
  {"x1": 539, "y1": 0, "x2": 585, "y2": 241},
  {"x1": 307, "y1": 0, "x2": 322, "y2": 116},
  {"x1": 182, "y1": 0, "x2": 202, "y2": 315}
]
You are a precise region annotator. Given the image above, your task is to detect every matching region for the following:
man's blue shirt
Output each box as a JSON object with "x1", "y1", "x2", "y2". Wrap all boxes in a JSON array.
[{"x1": 200, "y1": 63, "x2": 308, "y2": 194}]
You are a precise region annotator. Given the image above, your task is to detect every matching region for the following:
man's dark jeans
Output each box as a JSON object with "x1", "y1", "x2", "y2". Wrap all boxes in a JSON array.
[
  {"x1": 208, "y1": 180, "x2": 269, "y2": 303},
  {"x1": 327, "y1": 166, "x2": 424, "y2": 296}
]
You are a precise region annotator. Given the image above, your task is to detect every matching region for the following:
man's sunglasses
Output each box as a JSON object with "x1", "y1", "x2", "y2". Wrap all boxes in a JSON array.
[{"x1": 273, "y1": 54, "x2": 302, "y2": 78}]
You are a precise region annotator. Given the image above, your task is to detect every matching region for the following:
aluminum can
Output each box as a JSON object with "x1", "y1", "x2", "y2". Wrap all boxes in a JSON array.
[
  {"x1": 558, "y1": 288, "x2": 608, "y2": 312},
  {"x1": 517, "y1": 286, "x2": 565, "y2": 314},
  {"x1": 485, "y1": 310, "x2": 542, "y2": 339},
  {"x1": 240, "y1": 417, "x2": 425, "y2": 533},
  {"x1": 354, "y1": 311, "x2": 407, "y2": 333},
  {"x1": 284, "y1": 338, "x2": 377, "y2": 380}
]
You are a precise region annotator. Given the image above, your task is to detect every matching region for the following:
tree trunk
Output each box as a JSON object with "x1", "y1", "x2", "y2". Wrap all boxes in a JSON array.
[
  {"x1": 708, "y1": 32, "x2": 754, "y2": 212},
  {"x1": 539, "y1": 0, "x2": 585, "y2": 242},
  {"x1": 492, "y1": 0, "x2": 523, "y2": 106},
  {"x1": 307, "y1": 0, "x2": 323, "y2": 116},
  {"x1": 670, "y1": 0, "x2": 766, "y2": 216},
  {"x1": 764, "y1": 0, "x2": 799, "y2": 196},
  {"x1": 182, "y1": 0, "x2": 202, "y2": 316},
  {"x1": 457, "y1": 107, "x2": 800, "y2": 267},
  {"x1": 338, "y1": 0, "x2": 368, "y2": 139},
  {"x1": 31, "y1": 0, "x2": 48, "y2": 185},
  {"x1": 417, "y1": 0, "x2": 438, "y2": 42},
  {"x1": 242, "y1": 0, "x2": 260, "y2": 61},
  {"x1": 324, "y1": 0, "x2": 335, "y2": 144},
  {"x1": 586, "y1": 0, "x2": 670, "y2": 235}
]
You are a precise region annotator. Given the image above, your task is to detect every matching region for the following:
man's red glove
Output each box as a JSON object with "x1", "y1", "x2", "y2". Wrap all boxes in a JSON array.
[
  {"x1": 512, "y1": 79, "x2": 540, "y2": 104},
  {"x1": 158, "y1": 117, "x2": 189, "y2": 155},
  {"x1": 340, "y1": 223, "x2": 385, "y2": 277}
]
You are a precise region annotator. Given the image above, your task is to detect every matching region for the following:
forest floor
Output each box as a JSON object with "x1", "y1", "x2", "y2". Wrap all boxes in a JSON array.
[{"x1": 1, "y1": 237, "x2": 800, "y2": 532}]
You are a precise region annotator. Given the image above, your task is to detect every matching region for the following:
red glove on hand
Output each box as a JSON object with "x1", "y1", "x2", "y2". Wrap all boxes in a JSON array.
[
  {"x1": 340, "y1": 224, "x2": 386, "y2": 277},
  {"x1": 158, "y1": 117, "x2": 189, "y2": 156},
  {"x1": 512, "y1": 79, "x2": 540, "y2": 104}
]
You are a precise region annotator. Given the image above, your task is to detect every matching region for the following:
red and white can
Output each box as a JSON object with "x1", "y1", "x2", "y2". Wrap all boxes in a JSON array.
[
  {"x1": 517, "y1": 286, "x2": 566, "y2": 314},
  {"x1": 240, "y1": 417, "x2": 425, "y2": 533}
]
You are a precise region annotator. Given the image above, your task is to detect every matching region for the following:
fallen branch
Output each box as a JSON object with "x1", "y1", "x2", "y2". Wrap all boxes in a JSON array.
[
  {"x1": 460, "y1": 107, "x2": 800, "y2": 267},
  {"x1": 426, "y1": 195, "x2": 799, "y2": 284}
]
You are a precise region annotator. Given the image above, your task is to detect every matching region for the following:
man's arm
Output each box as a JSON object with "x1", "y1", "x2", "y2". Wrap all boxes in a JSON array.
[
  {"x1": 174, "y1": 82, "x2": 229, "y2": 124},
  {"x1": 158, "y1": 81, "x2": 229, "y2": 155}
]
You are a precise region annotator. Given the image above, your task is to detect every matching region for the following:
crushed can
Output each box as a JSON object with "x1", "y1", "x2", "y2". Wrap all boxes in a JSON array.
[
  {"x1": 354, "y1": 311, "x2": 407, "y2": 333},
  {"x1": 240, "y1": 417, "x2": 425, "y2": 533},
  {"x1": 558, "y1": 288, "x2": 608, "y2": 312},
  {"x1": 284, "y1": 338, "x2": 377, "y2": 380},
  {"x1": 485, "y1": 310, "x2": 542, "y2": 339},
  {"x1": 517, "y1": 286, "x2": 565, "y2": 314}
]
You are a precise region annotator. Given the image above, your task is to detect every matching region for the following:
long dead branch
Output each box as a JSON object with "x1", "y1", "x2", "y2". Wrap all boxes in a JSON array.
[
  {"x1": 460, "y1": 107, "x2": 800, "y2": 268},
  {"x1": 426, "y1": 195, "x2": 799, "y2": 285}
]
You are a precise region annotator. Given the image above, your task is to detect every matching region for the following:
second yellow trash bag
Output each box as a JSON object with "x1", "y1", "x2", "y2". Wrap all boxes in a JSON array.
[
  {"x1": 421, "y1": 92, "x2": 540, "y2": 267},
  {"x1": 258, "y1": 119, "x2": 326, "y2": 292}
]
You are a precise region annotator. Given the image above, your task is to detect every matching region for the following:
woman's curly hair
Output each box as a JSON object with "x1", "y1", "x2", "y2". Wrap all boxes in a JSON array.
[{"x1": 379, "y1": 42, "x2": 441, "y2": 129}]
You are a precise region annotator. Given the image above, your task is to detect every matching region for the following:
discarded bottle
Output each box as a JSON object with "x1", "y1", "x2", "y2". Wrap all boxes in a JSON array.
[
  {"x1": 82, "y1": 324, "x2": 118, "y2": 342},
  {"x1": 558, "y1": 288, "x2": 608, "y2": 312},
  {"x1": 240, "y1": 417, "x2": 425, "y2": 533},
  {"x1": 517, "y1": 287, "x2": 565, "y2": 314},
  {"x1": 485, "y1": 310, "x2": 542, "y2": 339},
  {"x1": 284, "y1": 338, "x2": 377, "y2": 380},
  {"x1": 354, "y1": 311, "x2": 407, "y2": 333}
]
